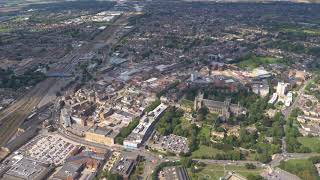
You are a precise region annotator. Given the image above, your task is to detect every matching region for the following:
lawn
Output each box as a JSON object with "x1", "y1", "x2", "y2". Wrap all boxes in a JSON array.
[
  {"x1": 181, "y1": 98, "x2": 194, "y2": 112},
  {"x1": 298, "y1": 137, "x2": 320, "y2": 153},
  {"x1": 238, "y1": 55, "x2": 282, "y2": 69},
  {"x1": 181, "y1": 99, "x2": 194, "y2": 108},
  {"x1": 225, "y1": 165, "x2": 263, "y2": 178},
  {"x1": 188, "y1": 164, "x2": 224, "y2": 180},
  {"x1": 279, "y1": 159, "x2": 320, "y2": 180},
  {"x1": 188, "y1": 164, "x2": 264, "y2": 180},
  {"x1": 192, "y1": 145, "x2": 223, "y2": 159}
]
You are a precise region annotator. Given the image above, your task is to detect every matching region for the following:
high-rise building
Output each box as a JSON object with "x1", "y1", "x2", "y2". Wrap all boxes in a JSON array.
[{"x1": 276, "y1": 82, "x2": 289, "y2": 97}]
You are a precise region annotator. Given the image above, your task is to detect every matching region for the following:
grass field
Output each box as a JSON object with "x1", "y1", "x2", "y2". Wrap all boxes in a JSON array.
[
  {"x1": 181, "y1": 99, "x2": 194, "y2": 108},
  {"x1": 0, "y1": 25, "x2": 12, "y2": 33},
  {"x1": 188, "y1": 164, "x2": 263, "y2": 180},
  {"x1": 279, "y1": 159, "x2": 320, "y2": 180},
  {"x1": 238, "y1": 56, "x2": 282, "y2": 69},
  {"x1": 280, "y1": 27, "x2": 320, "y2": 36},
  {"x1": 181, "y1": 99, "x2": 194, "y2": 112},
  {"x1": 226, "y1": 165, "x2": 263, "y2": 177},
  {"x1": 192, "y1": 145, "x2": 223, "y2": 159},
  {"x1": 298, "y1": 137, "x2": 320, "y2": 153}
]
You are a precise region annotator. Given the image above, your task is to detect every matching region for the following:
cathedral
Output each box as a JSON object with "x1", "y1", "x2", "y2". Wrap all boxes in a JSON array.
[{"x1": 194, "y1": 92, "x2": 245, "y2": 120}]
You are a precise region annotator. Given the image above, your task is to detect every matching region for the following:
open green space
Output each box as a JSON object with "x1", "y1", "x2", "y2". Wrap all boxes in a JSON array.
[
  {"x1": 191, "y1": 145, "x2": 223, "y2": 158},
  {"x1": 188, "y1": 164, "x2": 263, "y2": 180},
  {"x1": 280, "y1": 27, "x2": 320, "y2": 36},
  {"x1": 238, "y1": 55, "x2": 283, "y2": 69},
  {"x1": 267, "y1": 40, "x2": 320, "y2": 57},
  {"x1": 226, "y1": 165, "x2": 263, "y2": 178},
  {"x1": 181, "y1": 99, "x2": 194, "y2": 110},
  {"x1": 0, "y1": 25, "x2": 13, "y2": 33},
  {"x1": 279, "y1": 159, "x2": 320, "y2": 180},
  {"x1": 305, "y1": 75, "x2": 320, "y2": 101},
  {"x1": 298, "y1": 137, "x2": 320, "y2": 153}
]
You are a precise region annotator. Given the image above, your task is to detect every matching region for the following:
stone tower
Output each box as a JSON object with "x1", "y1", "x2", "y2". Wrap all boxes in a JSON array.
[{"x1": 194, "y1": 91, "x2": 204, "y2": 111}]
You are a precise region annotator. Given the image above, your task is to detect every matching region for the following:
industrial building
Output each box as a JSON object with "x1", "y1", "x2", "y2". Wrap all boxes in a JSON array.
[{"x1": 1, "y1": 157, "x2": 54, "y2": 180}]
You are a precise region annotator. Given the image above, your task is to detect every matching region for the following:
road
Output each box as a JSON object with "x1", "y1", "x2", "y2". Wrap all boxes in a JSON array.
[
  {"x1": 282, "y1": 78, "x2": 312, "y2": 120},
  {"x1": 51, "y1": 78, "x2": 315, "y2": 180},
  {"x1": 1, "y1": 11, "x2": 314, "y2": 180},
  {"x1": 54, "y1": 122, "x2": 162, "y2": 179},
  {"x1": 54, "y1": 113, "x2": 315, "y2": 180},
  {"x1": 276, "y1": 78, "x2": 313, "y2": 161}
]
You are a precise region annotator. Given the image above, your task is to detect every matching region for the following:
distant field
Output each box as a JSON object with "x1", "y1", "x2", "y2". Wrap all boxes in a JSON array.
[
  {"x1": 0, "y1": 26, "x2": 12, "y2": 33},
  {"x1": 188, "y1": 164, "x2": 263, "y2": 180},
  {"x1": 298, "y1": 137, "x2": 320, "y2": 153},
  {"x1": 280, "y1": 27, "x2": 320, "y2": 36},
  {"x1": 0, "y1": 0, "x2": 67, "y2": 13},
  {"x1": 0, "y1": 0, "x2": 64, "y2": 5},
  {"x1": 238, "y1": 55, "x2": 283, "y2": 69}
]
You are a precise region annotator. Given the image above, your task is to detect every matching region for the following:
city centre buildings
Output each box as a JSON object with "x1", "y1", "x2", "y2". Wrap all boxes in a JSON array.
[{"x1": 124, "y1": 103, "x2": 168, "y2": 149}]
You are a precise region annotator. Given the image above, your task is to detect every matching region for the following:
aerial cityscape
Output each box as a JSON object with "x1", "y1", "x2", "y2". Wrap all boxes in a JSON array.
[{"x1": 0, "y1": 0, "x2": 320, "y2": 180}]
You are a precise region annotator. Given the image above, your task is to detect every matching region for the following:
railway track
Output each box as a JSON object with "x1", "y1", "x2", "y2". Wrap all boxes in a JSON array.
[
  {"x1": 0, "y1": 14, "x2": 132, "y2": 147},
  {"x1": 0, "y1": 78, "x2": 56, "y2": 146}
]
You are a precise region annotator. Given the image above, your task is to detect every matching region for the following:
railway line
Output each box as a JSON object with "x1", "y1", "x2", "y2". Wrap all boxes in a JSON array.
[
  {"x1": 0, "y1": 78, "x2": 56, "y2": 146},
  {"x1": 0, "y1": 14, "x2": 132, "y2": 146}
]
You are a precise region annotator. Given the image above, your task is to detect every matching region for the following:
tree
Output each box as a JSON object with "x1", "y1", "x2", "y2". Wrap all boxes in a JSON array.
[
  {"x1": 145, "y1": 99, "x2": 161, "y2": 112},
  {"x1": 181, "y1": 157, "x2": 192, "y2": 168},
  {"x1": 100, "y1": 171, "x2": 123, "y2": 180},
  {"x1": 115, "y1": 119, "x2": 139, "y2": 144},
  {"x1": 309, "y1": 156, "x2": 320, "y2": 164},
  {"x1": 59, "y1": 100, "x2": 65, "y2": 109},
  {"x1": 255, "y1": 152, "x2": 271, "y2": 163},
  {"x1": 245, "y1": 163, "x2": 257, "y2": 169},
  {"x1": 108, "y1": 173, "x2": 123, "y2": 180}
]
